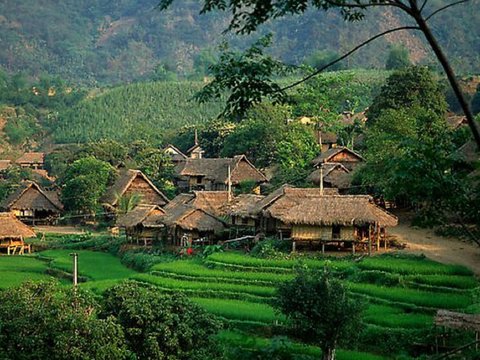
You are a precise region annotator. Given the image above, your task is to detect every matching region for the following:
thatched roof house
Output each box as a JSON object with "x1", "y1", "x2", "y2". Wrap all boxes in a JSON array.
[
  {"x1": 0, "y1": 212, "x2": 36, "y2": 254},
  {"x1": 16, "y1": 152, "x2": 45, "y2": 170},
  {"x1": 245, "y1": 185, "x2": 338, "y2": 236},
  {"x1": 222, "y1": 194, "x2": 265, "y2": 227},
  {"x1": 0, "y1": 181, "x2": 63, "y2": 225},
  {"x1": 312, "y1": 147, "x2": 364, "y2": 170},
  {"x1": 103, "y1": 169, "x2": 169, "y2": 210},
  {"x1": 162, "y1": 204, "x2": 227, "y2": 245},
  {"x1": 307, "y1": 163, "x2": 352, "y2": 191},
  {"x1": 164, "y1": 144, "x2": 187, "y2": 163},
  {"x1": 174, "y1": 155, "x2": 268, "y2": 192},
  {"x1": 116, "y1": 205, "x2": 166, "y2": 245},
  {"x1": 0, "y1": 212, "x2": 36, "y2": 239},
  {"x1": 277, "y1": 195, "x2": 397, "y2": 252},
  {"x1": 279, "y1": 195, "x2": 398, "y2": 228}
]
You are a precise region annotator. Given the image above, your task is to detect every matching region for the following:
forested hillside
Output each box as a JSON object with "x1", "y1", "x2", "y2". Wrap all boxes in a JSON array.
[
  {"x1": 51, "y1": 70, "x2": 388, "y2": 145},
  {"x1": 52, "y1": 81, "x2": 225, "y2": 144},
  {"x1": 0, "y1": 0, "x2": 478, "y2": 85}
]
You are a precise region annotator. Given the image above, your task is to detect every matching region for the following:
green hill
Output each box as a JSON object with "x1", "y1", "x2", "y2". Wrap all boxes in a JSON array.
[
  {"x1": 52, "y1": 81, "x2": 225, "y2": 144},
  {"x1": 0, "y1": 1, "x2": 478, "y2": 85}
]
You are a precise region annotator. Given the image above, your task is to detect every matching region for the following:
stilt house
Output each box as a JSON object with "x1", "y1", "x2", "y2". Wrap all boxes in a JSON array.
[
  {"x1": 0, "y1": 212, "x2": 36, "y2": 255},
  {"x1": 116, "y1": 205, "x2": 166, "y2": 246},
  {"x1": 174, "y1": 155, "x2": 267, "y2": 193},
  {"x1": 102, "y1": 169, "x2": 169, "y2": 212},
  {"x1": 0, "y1": 181, "x2": 63, "y2": 225},
  {"x1": 278, "y1": 195, "x2": 398, "y2": 252},
  {"x1": 162, "y1": 204, "x2": 227, "y2": 246},
  {"x1": 16, "y1": 152, "x2": 45, "y2": 170}
]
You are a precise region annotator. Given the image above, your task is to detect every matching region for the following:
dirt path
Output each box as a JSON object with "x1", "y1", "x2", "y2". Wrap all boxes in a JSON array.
[
  {"x1": 34, "y1": 226, "x2": 87, "y2": 235},
  {"x1": 390, "y1": 222, "x2": 480, "y2": 276}
]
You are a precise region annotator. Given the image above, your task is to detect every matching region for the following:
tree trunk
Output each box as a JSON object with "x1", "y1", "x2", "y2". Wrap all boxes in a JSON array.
[
  {"x1": 322, "y1": 347, "x2": 336, "y2": 360},
  {"x1": 411, "y1": 4, "x2": 480, "y2": 149}
]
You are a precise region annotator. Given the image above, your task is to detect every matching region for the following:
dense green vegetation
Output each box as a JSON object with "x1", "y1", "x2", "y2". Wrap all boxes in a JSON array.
[
  {"x1": 0, "y1": 1, "x2": 479, "y2": 84},
  {"x1": 0, "y1": 242, "x2": 479, "y2": 359},
  {"x1": 52, "y1": 81, "x2": 225, "y2": 144}
]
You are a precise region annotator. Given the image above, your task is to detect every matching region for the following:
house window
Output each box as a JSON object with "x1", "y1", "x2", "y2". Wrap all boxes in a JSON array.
[
  {"x1": 332, "y1": 225, "x2": 341, "y2": 239},
  {"x1": 196, "y1": 176, "x2": 202, "y2": 184},
  {"x1": 241, "y1": 218, "x2": 249, "y2": 225}
]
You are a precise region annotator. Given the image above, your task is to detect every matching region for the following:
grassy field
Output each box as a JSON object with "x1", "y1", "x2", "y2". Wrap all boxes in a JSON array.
[{"x1": 0, "y1": 248, "x2": 478, "y2": 359}]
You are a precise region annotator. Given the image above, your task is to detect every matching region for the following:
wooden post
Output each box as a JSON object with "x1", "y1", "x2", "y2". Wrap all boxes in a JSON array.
[
  {"x1": 321, "y1": 242, "x2": 325, "y2": 254},
  {"x1": 352, "y1": 242, "x2": 355, "y2": 255},
  {"x1": 368, "y1": 225, "x2": 372, "y2": 256},
  {"x1": 376, "y1": 223, "x2": 380, "y2": 251},
  {"x1": 319, "y1": 165, "x2": 324, "y2": 195},
  {"x1": 292, "y1": 241, "x2": 296, "y2": 253},
  {"x1": 384, "y1": 229, "x2": 388, "y2": 250},
  {"x1": 70, "y1": 253, "x2": 78, "y2": 288},
  {"x1": 227, "y1": 165, "x2": 232, "y2": 201}
]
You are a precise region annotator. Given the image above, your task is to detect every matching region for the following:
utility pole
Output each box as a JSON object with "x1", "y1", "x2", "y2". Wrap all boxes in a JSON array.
[{"x1": 70, "y1": 252, "x2": 78, "y2": 288}]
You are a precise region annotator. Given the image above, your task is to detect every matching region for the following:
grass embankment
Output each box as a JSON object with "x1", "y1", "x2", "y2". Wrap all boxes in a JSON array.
[{"x1": 0, "y1": 256, "x2": 53, "y2": 289}]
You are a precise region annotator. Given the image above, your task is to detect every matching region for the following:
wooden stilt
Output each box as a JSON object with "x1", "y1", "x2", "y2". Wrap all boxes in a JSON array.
[
  {"x1": 368, "y1": 225, "x2": 372, "y2": 256},
  {"x1": 384, "y1": 229, "x2": 388, "y2": 250},
  {"x1": 352, "y1": 242, "x2": 355, "y2": 255},
  {"x1": 321, "y1": 242, "x2": 325, "y2": 254},
  {"x1": 292, "y1": 241, "x2": 296, "y2": 253}
]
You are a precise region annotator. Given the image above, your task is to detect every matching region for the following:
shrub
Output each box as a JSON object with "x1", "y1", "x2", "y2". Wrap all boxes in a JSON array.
[{"x1": 102, "y1": 281, "x2": 222, "y2": 360}]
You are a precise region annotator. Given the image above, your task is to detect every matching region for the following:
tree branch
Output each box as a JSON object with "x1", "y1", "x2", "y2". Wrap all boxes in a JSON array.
[
  {"x1": 279, "y1": 26, "x2": 420, "y2": 92},
  {"x1": 425, "y1": 0, "x2": 469, "y2": 21},
  {"x1": 324, "y1": 0, "x2": 412, "y2": 12}
]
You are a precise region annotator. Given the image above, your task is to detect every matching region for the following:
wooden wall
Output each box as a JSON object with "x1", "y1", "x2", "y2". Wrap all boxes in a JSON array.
[{"x1": 124, "y1": 176, "x2": 166, "y2": 205}]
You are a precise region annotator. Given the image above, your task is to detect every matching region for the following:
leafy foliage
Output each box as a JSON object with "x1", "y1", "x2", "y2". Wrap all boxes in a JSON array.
[
  {"x1": 195, "y1": 35, "x2": 291, "y2": 120},
  {"x1": 275, "y1": 270, "x2": 363, "y2": 359},
  {"x1": 102, "y1": 281, "x2": 222, "y2": 360},
  {"x1": 61, "y1": 156, "x2": 115, "y2": 213},
  {"x1": 385, "y1": 45, "x2": 411, "y2": 70},
  {"x1": 0, "y1": 281, "x2": 129, "y2": 360}
]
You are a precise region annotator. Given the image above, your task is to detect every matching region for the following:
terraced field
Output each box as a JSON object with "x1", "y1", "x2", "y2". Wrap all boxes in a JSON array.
[{"x1": 0, "y1": 249, "x2": 478, "y2": 359}]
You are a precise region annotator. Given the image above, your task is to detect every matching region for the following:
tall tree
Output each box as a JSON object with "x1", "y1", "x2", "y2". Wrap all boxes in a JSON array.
[
  {"x1": 159, "y1": 0, "x2": 480, "y2": 148},
  {"x1": 275, "y1": 270, "x2": 363, "y2": 360}
]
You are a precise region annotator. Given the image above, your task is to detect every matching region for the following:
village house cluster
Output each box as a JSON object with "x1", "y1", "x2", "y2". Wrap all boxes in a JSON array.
[{"x1": 0, "y1": 125, "x2": 406, "y2": 256}]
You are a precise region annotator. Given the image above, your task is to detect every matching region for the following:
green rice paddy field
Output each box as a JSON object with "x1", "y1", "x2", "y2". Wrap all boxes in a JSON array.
[{"x1": 0, "y1": 249, "x2": 479, "y2": 359}]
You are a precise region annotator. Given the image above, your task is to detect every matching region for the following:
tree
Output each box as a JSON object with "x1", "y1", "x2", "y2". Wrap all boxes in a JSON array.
[
  {"x1": 159, "y1": 0, "x2": 480, "y2": 148},
  {"x1": 102, "y1": 281, "x2": 222, "y2": 360},
  {"x1": 61, "y1": 156, "x2": 115, "y2": 213},
  {"x1": 385, "y1": 45, "x2": 411, "y2": 70},
  {"x1": 0, "y1": 281, "x2": 129, "y2": 360},
  {"x1": 367, "y1": 66, "x2": 447, "y2": 123},
  {"x1": 305, "y1": 50, "x2": 344, "y2": 72},
  {"x1": 193, "y1": 35, "x2": 291, "y2": 120},
  {"x1": 275, "y1": 270, "x2": 363, "y2": 360}
]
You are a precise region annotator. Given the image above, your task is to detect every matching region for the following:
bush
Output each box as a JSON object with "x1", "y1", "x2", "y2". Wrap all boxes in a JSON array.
[
  {"x1": 251, "y1": 238, "x2": 292, "y2": 259},
  {"x1": 119, "y1": 249, "x2": 175, "y2": 272},
  {"x1": 102, "y1": 281, "x2": 223, "y2": 360}
]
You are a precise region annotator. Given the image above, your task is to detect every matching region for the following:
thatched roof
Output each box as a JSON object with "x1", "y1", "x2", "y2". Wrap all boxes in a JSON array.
[
  {"x1": 307, "y1": 163, "x2": 349, "y2": 183},
  {"x1": 162, "y1": 204, "x2": 226, "y2": 233},
  {"x1": 446, "y1": 114, "x2": 468, "y2": 129},
  {"x1": 0, "y1": 181, "x2": 63, "y2": 212},
  {"x1": 0, "y1": 212, "x2": 36, "y2": 239},
  {"x1": 312, "y1": 147, "x2": 364, "y2": 167},
  {"x1": 164, "y1": 193, "x2": 195, "y2": 210},
  {"x1": 164, "y1": 144, "x2": 187, "y2": 162},
  {"x1": 16, "y1": 152, "x2": 44, "y2": 165},
  {"x1": 103, "y1": 169, "x2": 169, "y2": 207},
  {"x1": 279, "y1": 195, "x2": 398, "y2": 227},
  {"x1": 251, "y1": 185, "x2": 338, "y2": 219},
  {"x1": 222, "y1": 194, "x2": 265, "y2": 218},
  {"x1": 166, "y1": 191, "x2": 231, "y2": 217},
  {"x1": 0, "y1": 160, "x2": 12, "y2": 171},
  {"x1": 455, "y1": 140, "x2": 479, "y2": 164},
  {"x1": 175, "y1": 155, "x2": 267, "y2": 185},
  {"x1": 116, "y1": 205, "x2": 166, "y2": 228}
]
